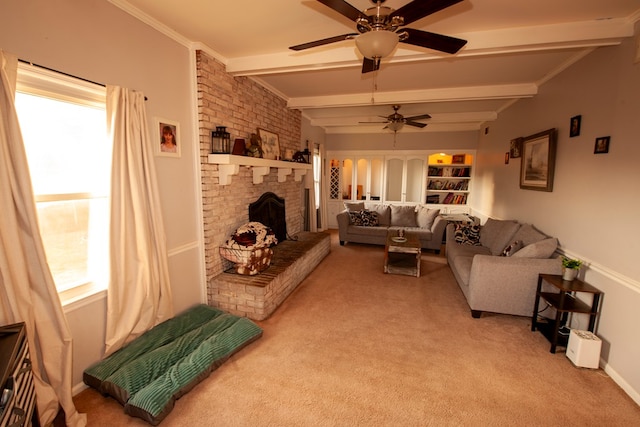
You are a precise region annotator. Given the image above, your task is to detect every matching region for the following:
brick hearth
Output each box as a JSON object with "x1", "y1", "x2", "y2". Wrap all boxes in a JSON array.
[{"x1": 209, "y1": 232, "x2": 331, "y2": 321}]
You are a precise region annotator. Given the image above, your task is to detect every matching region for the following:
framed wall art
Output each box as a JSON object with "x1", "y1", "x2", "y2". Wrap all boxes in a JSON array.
[
  {"x1": 257, "y1": 128, "x2": 280, "y2": 160},
  {"x1": 519, "y1": 128, "x2": 557, "y2": 192},
  {"x1": 594, "y1": 136, "x2": 610, "y2": 154},
  {"x1": 509, "y1": 137, "x2": 522, "y2": 158},
  {"x1": 452, "y1": 154, "x2": 466, "y2": 164},
  {"x1": 155, "y1": 118, "x2": 181, "y2": 157},
  {"x1": 570, "y1": 115, "x2": 582, "y2": 138}
]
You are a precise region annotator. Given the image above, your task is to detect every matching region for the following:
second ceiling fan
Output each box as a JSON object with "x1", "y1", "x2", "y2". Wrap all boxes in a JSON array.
[
  {"x1": 289, "y1": 0, "x2": 467, "y2": 73},
  {"x1": 361, "y1": 104, "x2": 431, "y2": 131}
]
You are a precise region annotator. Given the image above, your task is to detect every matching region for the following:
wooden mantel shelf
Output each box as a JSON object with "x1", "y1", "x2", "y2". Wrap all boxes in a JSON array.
[{"x1": 208, "y1": 154, "x2": 312, "y2": 185}]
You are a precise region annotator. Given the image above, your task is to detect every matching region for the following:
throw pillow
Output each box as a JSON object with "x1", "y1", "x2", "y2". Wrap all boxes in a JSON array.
[
  {"x1": 454, "y1": 224, "x2": 481, "y2": 246},
  {"x1": 417, "y1": 206, "x2": 440, "y2": 229},
  {"x1": 511, "y1": 223, "x2": 547, "y2": 247},
  {"x1": 368, "y1": 204, "x2": 391, "y2": 226},
  {"x1": 512, "y1": 238, "x2": 558, "y2": 258},
  {"x1": 479, "y1": 218, "x2": 521, "y2": 256},
  {"x1": 501, "y1": 240, "x2": 524, "y2": 257},
  {"x1": 344, "y1": 201, "x2": 365, "y2": 212},
  {"x1": 348, "y1": 211, "x2": 363, "y2": 226},
  {"x1": 390, "y1": 205, "x2": 418, "y2": 227},
  {"x1": 359, "y1": 210, "x2": 379, "y2": 227}
]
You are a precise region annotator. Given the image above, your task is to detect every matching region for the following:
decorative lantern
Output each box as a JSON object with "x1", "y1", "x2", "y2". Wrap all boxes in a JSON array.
[{"x1": 211, "y1": 126, "x2": 231, "y2": 154}]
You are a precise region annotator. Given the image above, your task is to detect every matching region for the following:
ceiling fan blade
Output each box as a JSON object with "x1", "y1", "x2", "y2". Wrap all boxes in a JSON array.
[
  {"x1": 390, "y1": 0, "x2": 463, "y2": 26},
  {"x1": 289, "y1": 33, "x2": 358, "y2": 51},
  {"x1": 405, "y1": 120, "x2": 428, "y2": 128},
  {"x1": 405, "y1": 113, "x2": 431, "y2": 121},
  {"x1": 400, "y1": 28, "x2": 467, "y2": 54},
  {"x1": 362, "y1": 57, "x2": 380, "y2": 74},
  {"x1": 317, "y1": 0, "x2": 367, "y2": 22}
]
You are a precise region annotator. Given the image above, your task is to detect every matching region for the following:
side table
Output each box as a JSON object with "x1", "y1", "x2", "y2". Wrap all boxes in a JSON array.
[
  {"x1": 384, "y1": 232, "x2": 421, "y2": 277},
  {"x1": 531, "y1": 274, "x2": 602, "y2": 353}
]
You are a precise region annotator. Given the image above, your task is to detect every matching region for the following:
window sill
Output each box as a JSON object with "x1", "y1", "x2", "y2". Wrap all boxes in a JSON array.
[{"x1": 61, "y1": 283, "x2": 107, "y2": 313}]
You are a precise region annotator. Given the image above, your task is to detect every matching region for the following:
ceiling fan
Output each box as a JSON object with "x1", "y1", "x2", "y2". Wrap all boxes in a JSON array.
[
  {"x1": 361, "y1": 104, "x2": 431, "y2": 131},
  {"x1": 289, "y1": 0, "x2": 467, "y2": 73}
]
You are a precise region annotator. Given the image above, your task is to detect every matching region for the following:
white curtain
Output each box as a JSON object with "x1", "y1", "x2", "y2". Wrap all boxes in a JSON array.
[
  {"x1": 0, "y1": 51, "x2": 86, "y2": 426},
  {"x1": 318, "y1": 143, "x2": 329, "y2": 231},
  {"x1": 104, "y1": 86, "x2": 173, "y2": 356}
]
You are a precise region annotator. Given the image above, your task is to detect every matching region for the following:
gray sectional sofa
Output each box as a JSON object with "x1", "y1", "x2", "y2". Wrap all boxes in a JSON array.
[
  {"x1": 336, "y1": 202, "x2": 446, "y2": 253},
  {"x1": 446, "y1": 218, "x2": 562, "y2": 318}
]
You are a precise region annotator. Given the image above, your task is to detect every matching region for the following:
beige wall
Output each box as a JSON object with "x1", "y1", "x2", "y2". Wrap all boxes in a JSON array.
[
  {"x1": 473, "y1": 38, "x2": 640, "y2": 403},
  {"x1": 0, "y1": 0, "x2": 204, "y2": 388}
]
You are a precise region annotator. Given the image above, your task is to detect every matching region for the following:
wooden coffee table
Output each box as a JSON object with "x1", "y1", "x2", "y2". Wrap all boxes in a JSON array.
[{"x1": 384, "y1": 232, "x2": 421, "y2": 277}]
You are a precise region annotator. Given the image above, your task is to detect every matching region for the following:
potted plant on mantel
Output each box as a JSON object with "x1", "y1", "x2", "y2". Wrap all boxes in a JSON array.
[{"x1": 561, "y1": 256, "x2": 582, "y2": 281}]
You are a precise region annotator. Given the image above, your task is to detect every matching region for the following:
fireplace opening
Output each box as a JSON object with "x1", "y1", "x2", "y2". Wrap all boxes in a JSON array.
[{"x1": 249, "y1": 192, "x2": 287, "y2": 242}]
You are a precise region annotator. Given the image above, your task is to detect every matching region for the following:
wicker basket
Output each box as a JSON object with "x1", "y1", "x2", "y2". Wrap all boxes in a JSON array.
[{"x1": 219, "y1": 245, "x2": 273, "y2": 276}]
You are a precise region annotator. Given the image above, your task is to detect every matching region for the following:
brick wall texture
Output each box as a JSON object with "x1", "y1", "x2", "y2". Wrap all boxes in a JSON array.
[{"x1": 196, "y1": 50, "x2": 304, "y2": 286}]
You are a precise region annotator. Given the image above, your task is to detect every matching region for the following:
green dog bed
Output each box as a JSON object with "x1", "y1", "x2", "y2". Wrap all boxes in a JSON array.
[{"x1": 84, "y1": 304, "x2": 262, "y2": 425}]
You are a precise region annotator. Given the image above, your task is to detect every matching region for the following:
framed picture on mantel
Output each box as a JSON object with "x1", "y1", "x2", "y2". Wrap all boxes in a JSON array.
[
  {"x1": 519, "y1": 128, "x2": 557, "y2": 192},
  {"x1": 258, "y1": 128, "x2": 280, "y2": 160}
]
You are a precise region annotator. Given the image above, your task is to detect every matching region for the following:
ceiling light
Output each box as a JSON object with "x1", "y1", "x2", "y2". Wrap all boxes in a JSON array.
[
  {"x1": 355, "y1": 31, "x2": 399, "y2": 60},
  {"x1": 387, "y1": 121, "x2": 404, "y2": 132}
]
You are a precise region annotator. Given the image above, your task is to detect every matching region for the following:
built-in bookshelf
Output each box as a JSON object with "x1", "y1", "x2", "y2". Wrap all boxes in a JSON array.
[{"x1": 426, "y1": 154, "x2": 473, "y2": 206}]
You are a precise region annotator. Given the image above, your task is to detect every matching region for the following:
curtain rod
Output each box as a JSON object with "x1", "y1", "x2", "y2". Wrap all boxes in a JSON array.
[{"x1": 18, "y1": 58, "x2": 148, "y2": 100}]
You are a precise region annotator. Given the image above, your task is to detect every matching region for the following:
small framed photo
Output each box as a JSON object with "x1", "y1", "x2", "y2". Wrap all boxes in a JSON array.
[
  {"x1": 570, "y1": 115, "x2": 582, "y2": 138},
  {"x1": 452, "y1": 154, "x2": 465, "y2": 164},
  {"x1": 257, "y1": 128, "x2": 280, "y2": 160},
  {"x1": 594, "y1": 136, "x2": 610, "y2": 154},
  {"x1": 509, "y1": 137, "x2": 523, "y2": 158},
  {"x1": 155, "y1": 118, "x2": 181, "y2": 157}
]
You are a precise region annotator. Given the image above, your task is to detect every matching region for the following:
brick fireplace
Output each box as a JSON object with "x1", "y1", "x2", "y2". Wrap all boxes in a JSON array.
[{"x1": 196, "y1": 50, "x2": 327, "y2": 318}]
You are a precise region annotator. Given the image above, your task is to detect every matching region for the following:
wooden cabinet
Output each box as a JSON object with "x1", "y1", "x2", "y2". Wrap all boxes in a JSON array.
[
  {"x1": 426, "y1": 153, "x2": 473, "y2": 211},
  {"x1": 1, "y1": 322, "x2": 37, "y2": 427}
]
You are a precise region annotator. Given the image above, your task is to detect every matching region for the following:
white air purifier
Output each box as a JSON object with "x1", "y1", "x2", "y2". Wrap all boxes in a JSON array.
[{"x1": 566, "y1": 329, "x2": 601, "y2": 369}]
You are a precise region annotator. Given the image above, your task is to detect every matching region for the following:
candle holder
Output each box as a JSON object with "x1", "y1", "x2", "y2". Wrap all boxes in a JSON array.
[{"x1": 211, "y1": 126, "x2": 231, "y2": 154}]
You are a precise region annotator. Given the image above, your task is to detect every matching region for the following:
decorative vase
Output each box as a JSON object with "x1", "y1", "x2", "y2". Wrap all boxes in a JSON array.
[{"x1": 562, "y1": 267, "x2": 578, "y2": 281}]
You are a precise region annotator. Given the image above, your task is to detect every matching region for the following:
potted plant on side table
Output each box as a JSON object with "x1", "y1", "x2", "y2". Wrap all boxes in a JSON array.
[{"x1": 561, "y1": 256, "x2": 582, "y2": 281}]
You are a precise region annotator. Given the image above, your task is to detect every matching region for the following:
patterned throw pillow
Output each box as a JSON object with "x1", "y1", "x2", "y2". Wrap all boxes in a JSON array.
[
  {"x1": 501, "y1": 240, "x2": 524, "y2": 256},
  {"x1": 359, "y1": 210, "x2": 379, "y2": 226},
  {"x1": 349, "y1": 210, "x2": 379, "y2": 226},
  {"x1": 348, "y1": 211, "x2": 363, "y2": 226},
  {"x1": 454, "y1": 224, "x2": 481, "y2": 246}
]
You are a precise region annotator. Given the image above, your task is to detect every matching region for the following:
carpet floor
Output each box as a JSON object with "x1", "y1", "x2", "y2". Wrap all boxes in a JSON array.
[{"x1": 65, "y1": 231, "x2": 640, "y2": 426}]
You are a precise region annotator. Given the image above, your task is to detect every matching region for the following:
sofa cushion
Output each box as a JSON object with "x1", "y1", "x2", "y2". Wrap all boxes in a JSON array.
[
  {"x1": 344, "y1": 202, "x2": 365, "y2": 212},
  {"x1": 390, "y1": 205, "x2": 417, "y2": 227},
  {"x1": 479, "y1": 219, "x2": 521, "y2": 255},
  {"x1": 512, "y1": 237, "x2": 558, "y2": 258},
  {"x1": 368, "y1": 204, "x2": 391, "y2": 226},
  {"x1": 454, "y1": 224, "x2": 481, "y2": 246},
  {"x1": 501, "y1": 240, "x2": 524, "y2": 257},
  {"x1": 416, "y1": 206, "x2": 440, "y2": 229},
  {"x1": 511, "y1": 223, "x2": 547, "y2": 246},
  {"x1": 347, "y1": 225, "x2": 389, "y2": 238}
]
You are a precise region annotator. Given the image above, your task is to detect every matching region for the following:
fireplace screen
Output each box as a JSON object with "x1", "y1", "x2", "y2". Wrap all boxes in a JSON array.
[{"x1": 249, "y1": 192, "x2": 287, "y2": 242}]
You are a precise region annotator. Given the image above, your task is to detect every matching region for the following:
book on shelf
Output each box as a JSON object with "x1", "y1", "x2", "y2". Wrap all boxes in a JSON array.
[
  {"x1": 426, "y1": 194, "x2": 440, "y2": 204},
  {"x1": 442, "y1": 193, "x2": 455, "y2": 204}
]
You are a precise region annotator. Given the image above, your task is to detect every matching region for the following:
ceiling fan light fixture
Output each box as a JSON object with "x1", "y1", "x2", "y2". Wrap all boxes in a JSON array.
[
  {"x1": 356, "y1": 30, "x2": 399, "y2": 59},
  {"x1": 387, "y1": 121, "x2": 404, "y2": 132}
]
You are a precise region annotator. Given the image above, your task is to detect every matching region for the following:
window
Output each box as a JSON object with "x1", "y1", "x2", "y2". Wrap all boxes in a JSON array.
[{"x1": 14, "y1": 63, "x2": 110, "y2": 303}]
